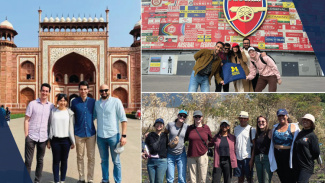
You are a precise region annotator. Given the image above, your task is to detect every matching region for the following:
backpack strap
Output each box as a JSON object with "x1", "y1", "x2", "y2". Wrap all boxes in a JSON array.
[
  {"x1": 251, "y1": 61, "x2": 257, "y2": 69},
  {"x1": 249, "y1": 126, "x2": 252, "y2": 145},
  {"x1": 259, "y1": 55, "x2": 267, "y2": 65}
]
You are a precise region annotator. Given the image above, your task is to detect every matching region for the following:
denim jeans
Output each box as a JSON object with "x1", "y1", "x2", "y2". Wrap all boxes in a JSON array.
[
  {"x1": 188, "y1": 70, "x2": 210, "y2": 92},
  {"x1": 50, "y1": 137, "x2": 71, "y2": 182},
  {"x1": 254, "y1": 154, "x2": 272, "y2": 183},
  {"x1": 167, "y1": 151, "x2": 187, "y2": 183},
  {"x1": 147, "y1": 158, "x2": 167, "y2": 183},
  {"x1": 97, "y1": 134, "x2": 121, "y2": 183}
]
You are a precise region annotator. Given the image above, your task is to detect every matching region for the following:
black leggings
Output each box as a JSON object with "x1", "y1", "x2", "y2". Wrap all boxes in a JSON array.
[
  {"x1": 274, "y1": 148, "x2": 295, "y2": 183},
  {"x1": 212, "y1": 156, "x2": 232, "y2": 183}
]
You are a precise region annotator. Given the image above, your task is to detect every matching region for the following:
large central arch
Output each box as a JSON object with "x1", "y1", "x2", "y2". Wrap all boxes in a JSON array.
[{"x1": 52, "y1": 52, "x2": 96, "y2": 104}]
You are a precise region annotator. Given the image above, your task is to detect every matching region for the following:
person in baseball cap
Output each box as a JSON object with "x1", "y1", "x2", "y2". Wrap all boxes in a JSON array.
[
  {"x1": 144, "y1": 117, "x2": 169, "y2": 182},
  {"x1": 269, "y1": 108, "x2": 300, "y2": 183},
  {"x1": 293, "y1": 114, "x2": 320, "y2": 183},
  {"x1": 187, "y1": 110, "x2": 212, "y2": 182}
]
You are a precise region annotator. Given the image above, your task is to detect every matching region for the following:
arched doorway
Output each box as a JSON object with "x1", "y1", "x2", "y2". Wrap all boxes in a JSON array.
[
  {"x1": 20, "y1": 61, "x2": 35, "y2": 81},
  {"x1": 52, "y1": 52, "x2": 96, "y2": 101},
  {"x1": 20, "y1": 88, "x2": 35, "y2": 108},
  {"x1": 112, "y1": 61, "x2": 127, "y2": 81},
  {"x1": 112, "y1": 87, "x2": 128, "y2": 108}
]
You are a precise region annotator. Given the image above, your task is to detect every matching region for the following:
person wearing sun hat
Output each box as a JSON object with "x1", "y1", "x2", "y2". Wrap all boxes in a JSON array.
[
  {"x1": 233, "y1": 111, "x2": 256, "y2": 183},
  {"x1": 165, "y1": 110, "x2": 189, "y2": 183},
  {"x1": 268, "y1": 109, "x2": 300, "y2": 183},
  {"x1": 227, "y1": 43, "x2": 253, "y2": 92},
  {"x1": 293, "y1": 114, "x2": 320, "y2": 183},
  {"x1": 144, "y1": 118, "x2": 168, "y2": 183}
]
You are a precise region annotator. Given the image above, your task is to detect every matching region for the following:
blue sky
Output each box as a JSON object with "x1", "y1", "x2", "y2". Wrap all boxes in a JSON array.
[{"x1": 0, "y1": 0, "x2": 140, "y2": 47}]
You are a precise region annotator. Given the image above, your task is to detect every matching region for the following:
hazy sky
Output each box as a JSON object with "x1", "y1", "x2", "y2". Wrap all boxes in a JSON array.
[{"x1": 0, "y1": 0, "x2": 140, "y2": 47}]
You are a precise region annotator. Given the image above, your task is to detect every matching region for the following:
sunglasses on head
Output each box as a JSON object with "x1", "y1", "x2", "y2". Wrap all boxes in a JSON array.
[
  {"x1": 100, "y1": 89, "x2": 109, "y2": 93},
  {"x1": 220, "y1": 123, "x2": 229, "y2": 127},
  {"x1": 194, "y1": 115, "x2": 202, "y2": 118},
  {"x1": 179, "y1": 114, "x2": 187, "y2": 118},
  {"x1": 258, "y1": 120, "x2": 266, "y2": 123}
]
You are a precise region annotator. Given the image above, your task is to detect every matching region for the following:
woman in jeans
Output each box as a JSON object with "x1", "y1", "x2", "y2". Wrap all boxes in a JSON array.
[
  {"x1": 165, "y1": 110, "x2": 189, "y2": 183},
  {"x1": 144, "y1": 118, "x2": 168, "y2": 183},
  {"x1": 210, "y1": 120, "x2": 237, "y2": 183},
  {"x1": 268, "y1": 109, "x2": 300, "y2": 183},
  {"x1": 293, "y1": 114, "x2": 320, "y2": 183},
  {"x1": 185, "y1": 110, "x2": 212, "y2": 183},
  {"x1": 246, "y1": 47, "x2": 282, "y2": 92},
  {"x1": 252, "y1": 116, "x2": 272, "y2": 183},
  {"x1": 47, "y1": 94, "x2": 75, "y2": 183}
]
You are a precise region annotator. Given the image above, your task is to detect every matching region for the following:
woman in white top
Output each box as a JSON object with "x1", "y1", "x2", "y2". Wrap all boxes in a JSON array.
[{"x1": 47, "y1": 94, "x2": 75, "y2": 183}]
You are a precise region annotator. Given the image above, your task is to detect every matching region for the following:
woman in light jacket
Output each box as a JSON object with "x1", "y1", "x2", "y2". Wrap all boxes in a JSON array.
[
  {"x1": 185, "y1": 110, "x2": 212, "y2": 183},
  {"x1": 230, "y1": 43, "x2": 253, "y2": 92},
  {"x1": 47, "y1": 93, "x2": 75, "y2": 183},
  {"x1": 246, "y1": 47, "x2": 282, "y2": 92},
  {"x1": 210, "y1": 120, "x2": 237, "y2": 183},
  {"x1": 268, "y1": 109, "x2": 300, "y2": 183}
]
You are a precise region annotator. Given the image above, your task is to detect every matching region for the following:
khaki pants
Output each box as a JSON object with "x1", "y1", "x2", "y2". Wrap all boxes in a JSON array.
[
  {"x1": 75, "y1": 135, "x2": 96, "y2": 181},
  {"x1": 187, "y1": 152, "x2": 209, "y2": 183}
]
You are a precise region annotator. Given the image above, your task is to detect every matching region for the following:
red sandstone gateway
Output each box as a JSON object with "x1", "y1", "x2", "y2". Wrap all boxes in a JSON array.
[{"x1": 223, "y1": 0, "x2": 268, "y2": 37}]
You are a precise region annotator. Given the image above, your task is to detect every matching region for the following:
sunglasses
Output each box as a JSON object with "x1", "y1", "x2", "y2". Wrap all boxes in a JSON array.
[
  {"x1": 258, "y1": 120, "x2": 266, "y2": 123},
  {"x1": 100, "y1": 89, "x2": 109, "y2": 93},
  {"x1": 224, "y1": 48, "x2": 230, "y2": 50},
  {"x1": 194, "y1": 115, "x2": 202, "y2": 118},
  {"x1": 179, "y1": 114, "x2": 187, "y2": 118}
]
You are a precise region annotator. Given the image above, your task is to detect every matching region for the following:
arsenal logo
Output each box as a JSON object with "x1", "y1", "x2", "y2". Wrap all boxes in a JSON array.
[{"x1": 223, "y1": 0, "x2": 268, "y2": 37}]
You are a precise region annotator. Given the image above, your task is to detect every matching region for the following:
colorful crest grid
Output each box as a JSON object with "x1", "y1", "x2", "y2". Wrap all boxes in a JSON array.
[{"x1": 141, "y1": 0, "x2": 313, "y2": 51}]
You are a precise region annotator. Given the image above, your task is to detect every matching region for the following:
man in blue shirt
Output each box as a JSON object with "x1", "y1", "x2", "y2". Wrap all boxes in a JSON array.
[
  {"x1": 71, "y1": 81, "x2": 96, "y2": 183},
  {"x1": 94, "y1": 84, "x2": 127, "y2": 183}
]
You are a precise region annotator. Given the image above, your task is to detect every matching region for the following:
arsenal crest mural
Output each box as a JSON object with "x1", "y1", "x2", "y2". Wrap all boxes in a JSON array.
[{"x1": 224, "y1": 0, "x2": 267, "y2": 37}]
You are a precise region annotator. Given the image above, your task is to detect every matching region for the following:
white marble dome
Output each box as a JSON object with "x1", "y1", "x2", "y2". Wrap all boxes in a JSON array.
[
  {"x1": 88, "y1": 17, "x2": 93, "y2": 22},
  {"x1": 99, "y1": 17, "x2": 104, "y2": 22},
  {"x1": 43, "y1": 17, "x2": 49, "y2": 22},
  {"x1": 71, "y1": 17, "x2": 76, "y2": 22},
  {"x1": 82, "y1": 17, "x2": 87, "y2": 22},
  {"x1": 66, "y1": 17, "x2": 71, "y2": 22},
  {"x1": 49, "y1": 17, "x2": 54, "y2": 22},
  {"x1": 77, "y1": 17, "x2": 82, "y2": 22},
  {"x1": 93, "y1": 17, "x2": 99, "y2": 22},
  {"x1": 55, "y1": 17, "x2": 60, "y2": 22},
  {"x1": 0, "y1": 20, "x2": 14, "y2": 29},
  {"x1": 60, "y1": 17, "x2": 65, "y2": 22}
]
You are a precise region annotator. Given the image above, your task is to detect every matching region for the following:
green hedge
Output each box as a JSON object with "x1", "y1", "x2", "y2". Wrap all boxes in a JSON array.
[{"x1": 11, "y1": 113, "x2": 25, "y2": 119}]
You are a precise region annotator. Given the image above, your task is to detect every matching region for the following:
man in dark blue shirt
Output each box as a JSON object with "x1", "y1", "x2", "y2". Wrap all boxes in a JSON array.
[{"x1": 71, "y1": 81, "x2": 96, "y2": 183}]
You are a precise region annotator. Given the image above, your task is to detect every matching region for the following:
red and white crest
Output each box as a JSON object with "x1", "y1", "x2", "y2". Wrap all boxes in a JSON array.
[{"x1": 223, "y1": 0, "x2": 268, "y2": 37}]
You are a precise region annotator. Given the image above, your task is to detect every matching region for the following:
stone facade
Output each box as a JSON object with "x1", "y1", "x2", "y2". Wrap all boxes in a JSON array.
[{"x1": 0, "y1": 10, "x2": 141, "y2": 113}]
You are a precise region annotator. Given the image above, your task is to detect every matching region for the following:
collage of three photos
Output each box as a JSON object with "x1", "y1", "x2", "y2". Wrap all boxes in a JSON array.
[{"x1": 0, "y1": 0, "x2": 324, "y2": 183}]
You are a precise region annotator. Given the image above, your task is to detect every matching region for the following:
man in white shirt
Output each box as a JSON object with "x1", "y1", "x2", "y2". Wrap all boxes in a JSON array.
[{"x1": 234, "y1": 111, "x2": 256, "y2": 183}]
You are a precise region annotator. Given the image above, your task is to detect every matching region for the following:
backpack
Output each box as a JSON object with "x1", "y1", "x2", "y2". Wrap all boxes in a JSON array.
[{"x1": 251, "y1": 54, "x2": 276, "y2": 69}]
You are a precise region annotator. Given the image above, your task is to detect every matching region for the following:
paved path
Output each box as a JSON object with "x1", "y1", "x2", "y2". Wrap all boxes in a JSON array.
[
  {"x1": 9, "y1": 117, "x2": 141, "y2": 183},
  {"x1": 142, "y1": 75, "x2": 325, "y2": 92}
]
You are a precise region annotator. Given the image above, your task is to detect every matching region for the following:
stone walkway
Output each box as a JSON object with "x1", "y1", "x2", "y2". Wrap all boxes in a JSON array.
[{"x1": 9, "y1": 117, "x2": 141, "y2": 183}]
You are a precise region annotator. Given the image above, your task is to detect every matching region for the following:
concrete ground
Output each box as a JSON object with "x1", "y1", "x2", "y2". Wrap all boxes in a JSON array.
[
  {"x1": 142, "y1": 75, "x2": 325, "y2": 92},
  {"x1": 9, "y1": 117, "x2": 141, "y2": 183}
]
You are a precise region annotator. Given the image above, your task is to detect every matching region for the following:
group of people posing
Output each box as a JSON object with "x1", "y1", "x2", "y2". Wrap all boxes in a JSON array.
[
  {"x1": 143, "y1": 109, "x2": 321, "y2": 183},
  {"x1": 24, "y1": 81, "x2": 127, "y2": 183},
  {"x1": 188, "y1": 38, "x2": 282, "y2": 92}
]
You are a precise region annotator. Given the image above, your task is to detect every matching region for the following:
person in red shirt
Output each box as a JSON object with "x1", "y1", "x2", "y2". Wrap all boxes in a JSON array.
[{"x1": 185, "y1": 110, "x2": 212, "y2": 183}]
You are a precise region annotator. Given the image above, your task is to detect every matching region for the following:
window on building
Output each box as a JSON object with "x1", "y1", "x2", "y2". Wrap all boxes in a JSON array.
[
  {"x1": 117, "y1": 74, "x2": 121, "y2": 79},
  {"x1": 69, "y1": 75, "x2": 79, "y2": 83},
  {"x1": 27, "y1": 74, "x2": 31, "y2": 79}
]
